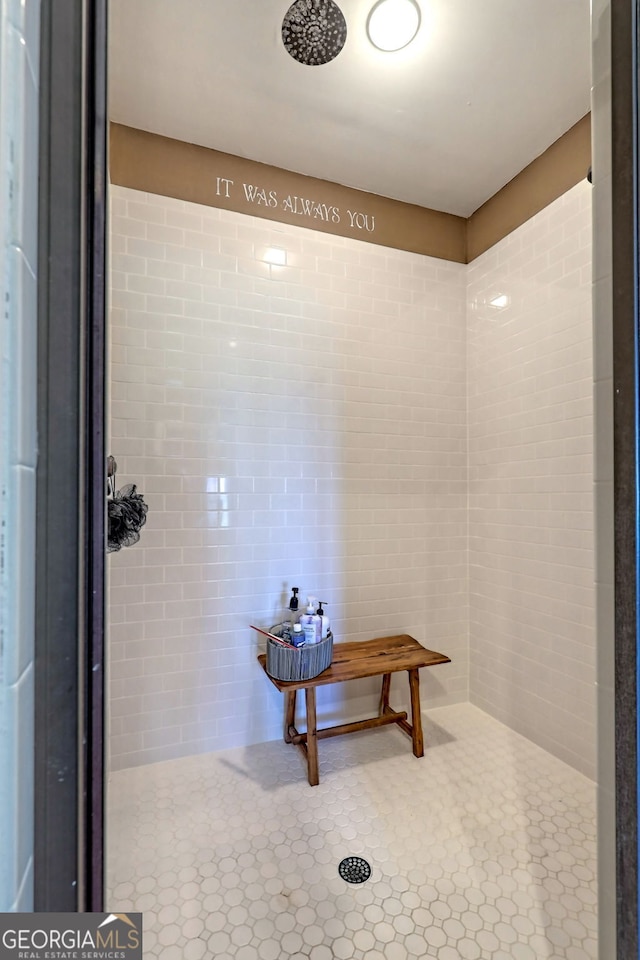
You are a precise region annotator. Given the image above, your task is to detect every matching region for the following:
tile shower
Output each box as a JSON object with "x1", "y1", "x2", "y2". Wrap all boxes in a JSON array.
[{"x1": 107, "y1": 179, "x2": 596, "y2": 958}]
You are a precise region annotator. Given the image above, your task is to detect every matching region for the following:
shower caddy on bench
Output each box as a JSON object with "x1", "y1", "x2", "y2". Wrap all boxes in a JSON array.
[{"x1": 256, "y1": 634, "x2": 450, "y2": 786}]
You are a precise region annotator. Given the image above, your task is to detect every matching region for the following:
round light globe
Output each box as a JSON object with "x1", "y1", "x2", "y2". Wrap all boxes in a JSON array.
[{"x1": 367, "y1": 0, "x2": 421, "y2": 52}]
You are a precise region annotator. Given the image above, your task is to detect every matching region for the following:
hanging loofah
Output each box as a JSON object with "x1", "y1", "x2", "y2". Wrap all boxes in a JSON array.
[{"x1": 107, "y1": 483, "x2": 148, "y2": 553}]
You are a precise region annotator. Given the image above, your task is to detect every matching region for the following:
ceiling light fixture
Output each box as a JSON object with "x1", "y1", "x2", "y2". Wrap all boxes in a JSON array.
[{"x1": 367, "y1": 0, "x2": 421, "y2": 52}]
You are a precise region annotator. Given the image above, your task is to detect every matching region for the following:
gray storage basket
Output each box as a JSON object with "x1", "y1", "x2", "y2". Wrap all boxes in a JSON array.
[{"x1": 266, "y1": 630, "x2": 333, "y2": 682}]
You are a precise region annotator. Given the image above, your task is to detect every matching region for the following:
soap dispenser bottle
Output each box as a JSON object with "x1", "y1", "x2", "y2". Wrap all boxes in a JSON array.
[
  {"x1": 300, "y1": 597, "x2": 321, "y2": 644},
  {"x1": 316, "y1": 601, "x2": 330, "y2": 640},
  {"x1": 288, "y1": 587, "x2": 300, "y2": 618}
]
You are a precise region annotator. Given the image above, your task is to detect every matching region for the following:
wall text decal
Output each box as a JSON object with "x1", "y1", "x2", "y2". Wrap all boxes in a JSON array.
[{"x1": 216, "y1": 176, "x2": 376, "y2": 233}]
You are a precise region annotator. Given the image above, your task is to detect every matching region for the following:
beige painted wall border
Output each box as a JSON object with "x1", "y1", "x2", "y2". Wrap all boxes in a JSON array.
[
  {"x1": 109, "y1": 117, "x2": 591, "y2": 264},
  {"x1": 466, "y1": 114, "x2": 592, "y2": 261},
  {"x1": 109, "y1": 124, "x2": 467, "y2": 263}
]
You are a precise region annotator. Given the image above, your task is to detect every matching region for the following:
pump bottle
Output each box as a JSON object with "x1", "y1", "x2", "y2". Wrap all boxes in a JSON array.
[
  {"x1": 316, "y1": 601, "x2": 330, "y2": 640},
  {"x1": 288, "y1": 587, "x2": 300, "y2": 616},
  {"x1": 300, "y1": 597, "x2": 321, "y2": 644}
]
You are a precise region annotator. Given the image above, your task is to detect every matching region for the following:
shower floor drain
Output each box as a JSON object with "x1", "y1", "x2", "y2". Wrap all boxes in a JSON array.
[{"x1": 338, "y1": 856, "x2": 372, "y2": 884}]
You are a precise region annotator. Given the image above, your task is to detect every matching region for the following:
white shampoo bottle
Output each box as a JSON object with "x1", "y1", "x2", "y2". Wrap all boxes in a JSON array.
[{"x1": 300, "y1": 597, "x2": 321, "y2": 644}]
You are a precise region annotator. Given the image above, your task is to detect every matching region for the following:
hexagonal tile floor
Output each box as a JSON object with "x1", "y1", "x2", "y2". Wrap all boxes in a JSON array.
[{"x1": 107, "y1": 703, "x2": 597, "y2": 959}]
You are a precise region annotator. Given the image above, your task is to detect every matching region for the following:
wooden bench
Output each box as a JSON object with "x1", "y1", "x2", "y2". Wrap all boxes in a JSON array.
[{"x1": 257, "y1": 634, "x2": 450, "y2": 785}]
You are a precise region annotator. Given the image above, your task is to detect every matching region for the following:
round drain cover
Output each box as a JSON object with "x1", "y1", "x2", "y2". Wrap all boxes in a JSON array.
[
  {"x1": 282, "y1": 0, "x2": 347, "y2": 66},
  {"x1": 338, "y1": 856, "x2": 372, "y2": 884}
]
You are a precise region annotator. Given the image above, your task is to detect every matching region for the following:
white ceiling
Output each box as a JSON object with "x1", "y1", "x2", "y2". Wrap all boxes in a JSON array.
[{"x1": 108, "y1": 0, "x2": 591, "y2": 218}]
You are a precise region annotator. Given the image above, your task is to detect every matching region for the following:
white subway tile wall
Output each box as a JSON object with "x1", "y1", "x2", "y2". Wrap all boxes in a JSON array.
[
  {"x1": 108, "y1": 186, "x2": 468, "y2": 770},
  {"x1": 109, "y1": 183, "x2": 595, "y2": 777},
  {"x1": 467, "y1": 180, "x2": 595, "y2": 778}
]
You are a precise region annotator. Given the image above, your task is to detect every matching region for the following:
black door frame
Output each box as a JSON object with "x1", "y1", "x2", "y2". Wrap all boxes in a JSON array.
[
  {"x1": 611, "y1": 0, "x2": 640, "y2": 954},
  {"x1": 33, "y1": 0, "x2": 639, "y2": 948},
  {"x1": 34, "y1": 0, "x2": 107, "y2": 912}
]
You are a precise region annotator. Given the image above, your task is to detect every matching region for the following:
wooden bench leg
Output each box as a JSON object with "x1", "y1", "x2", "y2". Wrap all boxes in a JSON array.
[
  {"x1": 284, "y1": 690, "x2": 296, "y2": 743},
  {"x1": 379, "y1": 673, "x2": 391, "y2": 715},
  {"x1": 408, "y1": 668, "x2": 424, "y2": 757},
  {"x1": 305, "y1": 686, "x2": 319, "y2": 786}
]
